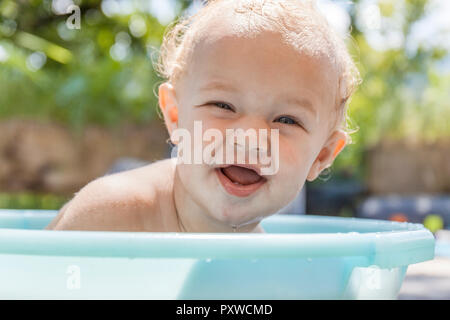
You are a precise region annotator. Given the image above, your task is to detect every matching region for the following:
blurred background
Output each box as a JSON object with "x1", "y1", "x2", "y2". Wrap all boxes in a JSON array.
[{"x1": 0, "y1": 0, "x2": 449, "y2": 298}]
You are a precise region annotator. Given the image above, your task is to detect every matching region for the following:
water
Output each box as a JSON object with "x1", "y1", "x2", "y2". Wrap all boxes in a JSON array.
[{"x1": 230, "y1": 216, "x2": 265, "y2": 232}]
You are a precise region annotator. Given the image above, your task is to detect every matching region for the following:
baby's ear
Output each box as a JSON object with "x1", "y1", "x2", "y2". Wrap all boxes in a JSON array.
[
  {"x1": 306, "y1": 130, "x2": 347, "y2": 182},
  {"x1": 158, "y1": 82, "x2": 179, "y2": 135}
]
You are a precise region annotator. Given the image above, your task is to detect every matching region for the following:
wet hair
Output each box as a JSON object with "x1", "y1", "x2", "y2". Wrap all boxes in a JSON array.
[{"x1": 155, "y1": 0, "x2": 361, "y2": 138}]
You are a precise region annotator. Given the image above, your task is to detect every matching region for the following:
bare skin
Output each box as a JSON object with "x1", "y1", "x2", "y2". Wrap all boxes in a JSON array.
[
  {"x1": 47, "y1": 159, "x2": 265, "y2": 233},
  {"x1": 47, "y1": 24, "x2": 346, "y2": 233}
]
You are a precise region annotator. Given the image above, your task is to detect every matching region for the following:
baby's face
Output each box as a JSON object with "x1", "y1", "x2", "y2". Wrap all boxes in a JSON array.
[{"x1": 162, "y1": 30, "x2": 344, "y2": 228}]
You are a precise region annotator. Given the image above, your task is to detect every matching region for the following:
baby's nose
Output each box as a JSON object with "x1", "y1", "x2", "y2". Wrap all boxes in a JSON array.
[
  {"x1": 226, "y1": 118, "x2": 273, "y2": 156},
  {"x1": 230, "y1": 116, "x2": 271, "y2": 135},
  {"x1": 234, "y1": 141, "x2": 266, "y2": 153}
]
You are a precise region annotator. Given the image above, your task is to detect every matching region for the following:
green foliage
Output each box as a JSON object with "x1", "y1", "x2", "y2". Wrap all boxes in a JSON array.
[
  {"x1": 332, "y1": 0, "x2": 450, "y2": 178},
  {"x1": 0, "y1": 0, "x2": 176, "y2": 131},
  {"x1": 0, "y1": 192, "x2": 69, "y2": 210},
  {"x1": 1, "y1": 0, "x2": 449, "y2": 180}
]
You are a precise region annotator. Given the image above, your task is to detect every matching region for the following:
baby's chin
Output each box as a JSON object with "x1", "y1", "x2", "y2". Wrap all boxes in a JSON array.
[
  {"x1": 202, "y1": 192, "x2": 283, "y2": 229},
  {"x1": 177, "y1": 162, "x2": 298, "y2": 229},
  {"x1": 201, "y1": 181, "x2": 301, "y2": 229}
]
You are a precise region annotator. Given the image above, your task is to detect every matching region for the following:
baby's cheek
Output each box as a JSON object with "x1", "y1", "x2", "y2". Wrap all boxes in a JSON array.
[
  {"x1": 278, "y1": 138, "x2": 309, "y2": 174},
  {"x1": 178, "y1": 163, "x2": 202, "y2": 186},
  {"x1": 273, "y1": 140, "x2": 310, "y2": 196}
]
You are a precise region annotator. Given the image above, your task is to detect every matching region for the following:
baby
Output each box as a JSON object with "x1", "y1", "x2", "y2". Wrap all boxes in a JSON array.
[{"x1": 46, "y1": 0, "x2": 360, "y2": 233}]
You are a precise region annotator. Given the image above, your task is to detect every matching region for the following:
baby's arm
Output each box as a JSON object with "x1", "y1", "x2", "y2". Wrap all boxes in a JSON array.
[{"x1": 44, "y1": 200, "x2": 72, "y2": 230}]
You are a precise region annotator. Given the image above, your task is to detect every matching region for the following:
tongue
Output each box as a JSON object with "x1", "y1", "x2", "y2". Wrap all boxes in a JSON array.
[{"x1": 222, "y1": 166, "x2": 262, "y2": 185}]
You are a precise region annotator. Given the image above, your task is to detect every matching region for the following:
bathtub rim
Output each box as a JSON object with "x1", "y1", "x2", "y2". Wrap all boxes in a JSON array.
[{"x1": 0, "y1": 209, "x2": 435, "y2": 269}]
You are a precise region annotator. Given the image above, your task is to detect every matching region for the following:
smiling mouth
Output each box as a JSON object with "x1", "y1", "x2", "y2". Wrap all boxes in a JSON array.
[{"x1": 215, "y1": 165, "x2": 266, "y2": 197}]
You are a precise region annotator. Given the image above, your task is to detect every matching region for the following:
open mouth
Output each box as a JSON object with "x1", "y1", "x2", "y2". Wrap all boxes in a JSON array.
[{"x1": 215, "y1": 165, "x2": 266, "y2": 197}]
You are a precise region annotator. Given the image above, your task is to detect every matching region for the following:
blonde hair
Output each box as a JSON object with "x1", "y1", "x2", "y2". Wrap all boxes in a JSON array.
[{"x1": 155, "y1": 0, "x2": 361, "y2": 138}]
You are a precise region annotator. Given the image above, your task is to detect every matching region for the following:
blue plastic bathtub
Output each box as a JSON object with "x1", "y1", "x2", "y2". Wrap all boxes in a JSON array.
[{"x1": 0, "y1": 209, "x2": 435, "y2": 299}]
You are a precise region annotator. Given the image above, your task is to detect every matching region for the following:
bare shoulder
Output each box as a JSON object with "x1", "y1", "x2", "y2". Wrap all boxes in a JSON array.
[{"x1": 48, "y1": 159, "x2": 175, "y2": 231}]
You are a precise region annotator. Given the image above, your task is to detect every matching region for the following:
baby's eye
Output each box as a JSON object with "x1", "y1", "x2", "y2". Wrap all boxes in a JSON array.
[
  {"x1": 212, "y1": 102, "x2": 234, "y2": 111},
  {"x1": 274, "y1": 116, "x2": 298, "y2": 125}
]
